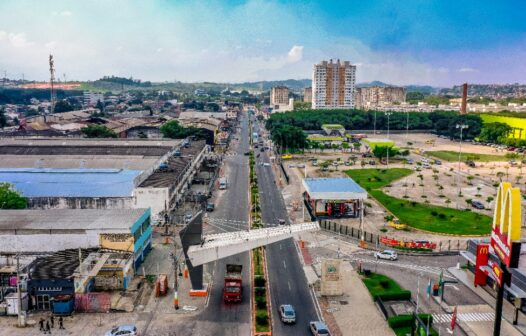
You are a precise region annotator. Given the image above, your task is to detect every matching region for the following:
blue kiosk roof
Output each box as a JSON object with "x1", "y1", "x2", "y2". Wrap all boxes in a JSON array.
[
  {"x1": 0, "y1": 168, "x2": 142, "y2": 197},
  {"x1": 302, "y1": 177, "x2": 367, "y2": 200}
]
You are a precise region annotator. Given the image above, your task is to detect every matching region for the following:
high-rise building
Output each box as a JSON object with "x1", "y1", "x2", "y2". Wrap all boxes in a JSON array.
[
  {"x1": 83, "y1": 91, "x2": 104, "y2": 107},
  {"x1": 355, "y1": 86, "x2": 406, "y2": 109},
  {"x1": 270, "y1": 86, "x2": 290, "y2": 106},
  {"x1": 303, "y1": 87, "x2": 312, "y2": 103},
  {"x1": 312, "y1": 59, "x2": 356, "y2": 109}
]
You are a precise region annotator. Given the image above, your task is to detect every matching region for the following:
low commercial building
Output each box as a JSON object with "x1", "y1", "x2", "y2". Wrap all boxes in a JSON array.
[
  {"x1": 0, "y1": 208, "x2": 152, "y2": 269},
  {"x1": 302, "y1": 177, "x2": 367, "y2": 219},
  {"x1": 355, "y1": 86, "x2": 406, "y2": 109}
]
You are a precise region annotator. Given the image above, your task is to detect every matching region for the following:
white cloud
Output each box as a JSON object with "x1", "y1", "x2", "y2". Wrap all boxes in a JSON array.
[
  {"x1": 60, "y1": 10, "x2": 72, "y2": 16},
  {"x1": 0, "y1": 31, "x2": 34, "y2": 48},
  {"x1": 458, "y1": 67, "x2": 478, "y2": 73},
  {"x1": 287, "y1": 45, "x2": 304, "y2": 63}
]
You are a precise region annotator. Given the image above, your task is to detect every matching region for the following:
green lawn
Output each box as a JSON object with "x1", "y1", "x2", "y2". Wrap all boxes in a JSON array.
[
  {"x1": 346, "y1": 168, "x2": 492, "y2": 235},
  {"x1": 426, "y1": 150, "x2": 508, "y2": 162},
  {"x1": 362, "y1": 272, "x2": 405, "y2": 299},
  {"x1": 363, "y1": 138, "x2": 395, "y2": 149}
]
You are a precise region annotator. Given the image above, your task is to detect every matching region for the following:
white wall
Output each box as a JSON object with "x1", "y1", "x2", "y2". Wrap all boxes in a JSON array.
[
  {"x1": 0, "y1": 229, "x2": 129, "y2": 253},
  {"x1": 134, "y1": 187, "x2": 169, "y2": 222}
]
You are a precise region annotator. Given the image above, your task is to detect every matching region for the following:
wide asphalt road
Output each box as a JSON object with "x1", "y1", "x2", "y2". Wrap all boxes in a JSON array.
[
  {"x1": 253, "y1": 119, "x2": 319, "y2": 335},
  {"x1": 183, "y1": 111, "x2": 251, "y2": 335}
]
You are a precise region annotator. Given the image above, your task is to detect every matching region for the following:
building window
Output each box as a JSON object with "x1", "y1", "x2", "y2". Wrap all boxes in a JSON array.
[
  {"x1": 37, "y1": 287, "x2": 62, "y2": 292},
  {"x1": 141, "y1": 217, "x2": 150, "y2": 233},
  {"x1": 36, "y1": 294, "x2": 50, "y2": 310}
]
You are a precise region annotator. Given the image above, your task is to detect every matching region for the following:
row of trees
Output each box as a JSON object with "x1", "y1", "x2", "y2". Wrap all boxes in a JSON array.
[
  {"x1": 160, "y1": 120, "x2": 207, "y2": 139},
  {"x1": 265, "y1": 109, "x2": 484, "y2": 151}
]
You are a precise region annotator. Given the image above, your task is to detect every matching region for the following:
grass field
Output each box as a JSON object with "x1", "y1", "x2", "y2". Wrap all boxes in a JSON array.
[
  {"x1": 346, "y1": 168, "x2": 492, "y2": 235},
  {"x1": 426, "y1": 150, "x2": 508, "y2": 162},
  {"x1": 363, "y1": 138, "x2": 395, "y2": 149}
]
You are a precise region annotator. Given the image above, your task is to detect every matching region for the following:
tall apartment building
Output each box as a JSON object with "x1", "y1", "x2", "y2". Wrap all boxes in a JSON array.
[
  {"x1": 312, "y1": 59, "x2": 356, "y2": 109},
  {"x1": 83, "y1": 91, "x2": 104, "y2": 107},
  {"x1": 303, "y1": 87, "x2": 312, "y2": 103},
  {"x1": 270, "y1": 86, "x2": 290, "y2": 106},
  {"x1": 355, "y1": 86, "x2": 406, "y2": 109}
]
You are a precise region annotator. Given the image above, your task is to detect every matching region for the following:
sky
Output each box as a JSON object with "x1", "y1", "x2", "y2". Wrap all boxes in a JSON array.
[{"x1": 1, "y1": 0, "x2": 526, "y2": 86}]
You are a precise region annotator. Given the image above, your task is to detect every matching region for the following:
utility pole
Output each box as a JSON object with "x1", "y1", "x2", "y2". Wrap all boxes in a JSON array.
[
  {"x1": 16, "y1": 255, "x2": 25, "y2": 327},
  {"x1": 385, "y1": 112, "x2": 392, "y2": 167},
  {"x1": 49, "y1": 55, "x2": 56, "y2": 114},
  {"x1": 456, "y1": 123, "x2": 469, "y2": 209}
]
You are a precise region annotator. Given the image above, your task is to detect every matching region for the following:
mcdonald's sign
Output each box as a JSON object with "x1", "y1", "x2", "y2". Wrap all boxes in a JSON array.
[
  {"x1": 474, "y1": 244, "x2": 489, "y2": 286},
  {"x1": 491, "y1": 183, "x2": 522, "y2": 268}
]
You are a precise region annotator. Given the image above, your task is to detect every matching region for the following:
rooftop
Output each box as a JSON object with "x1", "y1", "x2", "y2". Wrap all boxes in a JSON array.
[
  {"x1": 303, "y1": 177, "x2": 367, "y2": 200},
  {"x1": 0, "y1": 208, "x2": 149, "y2": 231},
  {"x1": 0, "y1": 168, "x2": 142, "y2": 197}
]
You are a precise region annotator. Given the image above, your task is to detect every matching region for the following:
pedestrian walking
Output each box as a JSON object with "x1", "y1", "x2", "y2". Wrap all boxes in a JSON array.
[
  {"x1": 58, "y1": 316, "x2": 65, "y2": 329},
  {"x1": 38, "y1": 318, "x2": 45, "y2": 331},
  {"x1": 50, "y1": 315, "x2": 55, "y2": 328},
  {"x1": 45, "y1": 320, "x2": 51, "y2": 334}
]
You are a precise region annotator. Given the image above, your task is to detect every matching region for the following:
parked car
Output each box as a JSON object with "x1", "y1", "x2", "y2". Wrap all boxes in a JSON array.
[
  {"x1": 406, "y1": 159, "x2": 414, "y2": 165},
  {"x1": 244, "y1": 152, "x2": 250, "y2": 156},
  {"x1": 471, "y1": 201, "x2": 485, "y2": 210},
  {"x1": 279, "y1": 304, "x2": 296, "y2": 324},
  {"x1": 206, "y1": 203, "x2": 215, "y2": 212},
  {"x1": 422, "y1": 163, "x2": 431, "y2": 169},
  {"x1": 434, "y1": 160, "x2": 442, "y2": 165},
  {"x1": 309, "y1": 321, "x2": 330, "y2": 336},
  {"x1": 344, "y1": 161, "x2": 351, "y2": 166},
  {"x1": 263, "y1": 163, "x2": 270, "y2": 167},
  {"x1": 465, "y1": 160, "x2": 476, "y2": 168},
  {"x1": 374, "y1": 250, "x2": 398, "y2": 261},
  {"x1": 105, "y1": 325, "x2": 138, "y2": 336},
  {"x1": 312, "y1": 161, "x2": 318, "y2": 166},
  {"x1": 288, "y1": 164, "x2": 296, "y2": 168},
  {"x1": 297, "y1": 163, "x2": 306, "y2": 168},
  {"x1": 278, "y1": 219, "x2": 286, "y2": 225},
  {"x1": 388, "y1": 219, "x2": 407, "y2": 230}
]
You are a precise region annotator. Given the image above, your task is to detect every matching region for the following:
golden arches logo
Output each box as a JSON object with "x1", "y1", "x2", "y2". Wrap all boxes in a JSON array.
[
  {"x1": 493, "y1": 182, "x2": 521, "y2": 244},
  {"x1": 478, "y1": 246, "x2": 488, "y2": 255}
]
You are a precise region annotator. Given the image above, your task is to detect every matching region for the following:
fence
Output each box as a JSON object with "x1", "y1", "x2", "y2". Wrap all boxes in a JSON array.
[
  {"x1": 74, "y1": 292, "x2": 111, "y2": 313},
  {"x1": 319, "y1": 220, "x2": 469, "y2": 252}
]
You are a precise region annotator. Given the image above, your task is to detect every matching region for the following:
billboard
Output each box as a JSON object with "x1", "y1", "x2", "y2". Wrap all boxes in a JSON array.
[
  {"x1": 490, "y1": 183, "x2": 522, "y2": 268},
  {"x1": 474, "y1": 244, "x2": 489, "y2": 286}
]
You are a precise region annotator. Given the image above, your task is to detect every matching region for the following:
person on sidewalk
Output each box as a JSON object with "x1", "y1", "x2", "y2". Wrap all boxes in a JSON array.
[
  {"x1": 39, "y1": 318, "x2": 45, "y2": 331},
  {"x1": 58, "y1": 316, "x2": 65, "y2": 330},
  {"x1": 50, "y1": 314, "x2": 54, "y2": 328},
  {"x1": 45, "y1": 320, "x2": 51, "y2": 334}
]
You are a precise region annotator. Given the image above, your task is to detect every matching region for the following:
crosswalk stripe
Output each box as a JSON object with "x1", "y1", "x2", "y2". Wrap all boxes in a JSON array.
[{"x1": 433, "y1": 312, "x2": 495, "y2": 324}]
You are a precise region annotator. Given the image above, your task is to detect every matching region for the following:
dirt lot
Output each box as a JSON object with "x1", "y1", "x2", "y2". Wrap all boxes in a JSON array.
[{"x1": 281, "y1": 133, "x2": 526, "y2": 240}]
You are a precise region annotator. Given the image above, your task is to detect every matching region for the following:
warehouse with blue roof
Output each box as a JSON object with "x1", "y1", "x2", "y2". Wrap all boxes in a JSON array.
[{"x1": 302, "y1": 177, "x2": 367, "y2": 219}]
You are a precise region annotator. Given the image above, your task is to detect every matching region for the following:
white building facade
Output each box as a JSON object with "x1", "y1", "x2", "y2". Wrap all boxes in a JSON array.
[{"x1": 312, "y1": 60, "x2": 356, "y2": 109}]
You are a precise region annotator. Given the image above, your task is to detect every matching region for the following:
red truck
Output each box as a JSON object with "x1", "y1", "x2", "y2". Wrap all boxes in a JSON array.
[{"x1": 223, "y1": 264, "x2": 242, "y2": 303}]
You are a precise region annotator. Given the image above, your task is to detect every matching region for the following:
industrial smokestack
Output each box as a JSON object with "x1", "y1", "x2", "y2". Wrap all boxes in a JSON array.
[{"x1": 460, "y1": 83, "x2": 468, "y2": 114}]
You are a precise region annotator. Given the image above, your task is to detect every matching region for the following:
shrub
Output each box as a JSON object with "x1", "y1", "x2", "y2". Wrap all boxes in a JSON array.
[
  {"x1": 255, "y1": 287, "x2": 266, "y2": 296},
  {"x1": 254, "y1": 276, "x2": 266, "y2": 287},
  {"x1": 374, "y1": 290, "x2": 411, "y2": 301},
  {"x1": 431, "y1": 211, "x2": 437, "y2": 216},
  {"x1": 380, "y1": 228, "x2": 388, "y2": 233},
  {"x1": 380, "y1": 280, "x2": 390, "y2": 289},
  {"x1": 255, "y1": 296, "x2": 266, "y2": 309},
  {"x1": 438, "y1": 213, "x2": 446, "y2": 219},
  {"x1": 387, "y1": 314, "x2": 433, "y2": 328},
  {"x1": 256, "y1": 311, "x2": 269, "y2": 326}
]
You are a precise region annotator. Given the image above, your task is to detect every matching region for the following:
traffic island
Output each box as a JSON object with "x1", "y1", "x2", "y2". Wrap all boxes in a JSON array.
[
  {"x1": 249, "y1": 147, "x2": 272, "y2": 335},
  {"x1": 360, "y1": 271, "x2": 439, "y2": 336}
]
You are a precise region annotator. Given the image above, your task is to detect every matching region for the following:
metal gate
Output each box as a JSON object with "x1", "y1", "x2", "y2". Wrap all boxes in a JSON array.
[{"x1": 74, "y1": 293, "x2": 111, "y2": 313}]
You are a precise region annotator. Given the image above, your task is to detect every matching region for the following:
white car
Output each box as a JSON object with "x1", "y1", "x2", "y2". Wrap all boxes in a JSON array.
[
  {"x1": 263, "y1": 163, "x2": 270, "y2": 167},
  {"x1": 374, "y1": 250, "x2": 398, "y2": 261},
  {"x1": 105, "y1": 325, "x2": 138, "y2": 336}
]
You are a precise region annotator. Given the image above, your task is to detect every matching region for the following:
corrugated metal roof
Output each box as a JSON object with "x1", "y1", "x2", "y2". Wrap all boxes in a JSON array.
[
  {"x1": 0, "y1": 168, "x2": 142, "y2": 197},
  {"x1": 303, "y1": 178, "x2": 367, "y2": 200}
]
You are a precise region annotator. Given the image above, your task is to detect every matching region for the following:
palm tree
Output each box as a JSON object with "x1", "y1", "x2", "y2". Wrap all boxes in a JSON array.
[
  {"x1": 353, "y1": 141, "x2": 362, "y2": 153},
  {"x1": 496, "y1": 171, "x2": 505, "y2": 182}
]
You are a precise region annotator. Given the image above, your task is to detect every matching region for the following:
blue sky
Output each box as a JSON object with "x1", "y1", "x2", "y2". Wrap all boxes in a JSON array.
[{"x1": 1, "y1": 0, "x2": 525, "y2": 86}]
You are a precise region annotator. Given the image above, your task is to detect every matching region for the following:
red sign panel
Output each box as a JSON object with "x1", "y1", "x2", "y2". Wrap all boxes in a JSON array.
[
  {"x1": 380, "y1": 236, "x2": 437, "y2": 250},
  {"x1": 474, "y1": 244, "x2": 489, "y2": 286},
  {"x1": 491, "y1": 226, "x2": 521, "y2": 268}
]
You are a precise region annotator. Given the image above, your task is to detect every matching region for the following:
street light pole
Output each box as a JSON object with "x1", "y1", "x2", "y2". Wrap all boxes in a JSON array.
[
  {"x1": 456, "y1": 123, "x2": 469, "y2": 209},
  {"x1": 373, "y1": 111, "x2": 377, "y2": 135},
  {"x1": 385, "y1": 112, "x2": 392, "y2": 167}
]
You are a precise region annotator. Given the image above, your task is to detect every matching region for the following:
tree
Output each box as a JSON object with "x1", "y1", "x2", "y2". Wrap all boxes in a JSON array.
[
  {"x1": 353, "y1": 142, "x2": 361, "y2": 152},
  {"x1": 160, "y1": 120, "x2": 204, "y2": 139},
  {"x1": 479, "y1": 122, "x2": 512, "y2": 143},
  {"x1": 372, "y1": 146, "x2": 400, "y2": 160},
  {"x1": 53, "y1": 100, "x2": 74, "y2": 113},
  {"x1": 342, "y1": 142, "x2": 350, "y2": 152},
  {"x1": 96, "y1": 100, "x2": 105, "y2": 112},
  {"x1": 270, "y1": 124, "x2": 307, "y2": 152},
  {"x1": 0, "y1": 183, "x2": 27, "y2": 209},
  {"x1": 81, "y1": 125, "x2": 117, "y2": 138},
  {"x1": 0, "y1": 108, "x2": 6, "y2": 128}
]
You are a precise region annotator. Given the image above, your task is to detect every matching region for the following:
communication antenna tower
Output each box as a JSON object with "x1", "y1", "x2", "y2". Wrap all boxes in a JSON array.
[{"x1": 49, "y1": 55, "x2": 57, "y2": 114}]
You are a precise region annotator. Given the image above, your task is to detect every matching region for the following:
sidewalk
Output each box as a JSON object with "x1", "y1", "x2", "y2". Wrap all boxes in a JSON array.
[
  {"x1": 449, "y1": 267, "x2": 526, "y2": 335},
  {"x1": 301, "y1": 231, "x2": 395, "y2": 336}
]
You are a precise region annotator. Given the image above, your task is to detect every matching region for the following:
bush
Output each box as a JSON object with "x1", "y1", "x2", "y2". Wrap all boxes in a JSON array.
[
  {"x1": 431, "y1": 211, "x2": 437, "y2": 216},
  {"x1": 255, "y1": 286, "x2": 266, "y2": 296},
  {"x1": 438, "y1": 213, "x2": 446, "y2": 219},
  {"x1": 374, "y1": 290, "x2": 412, "y2": 301},
  {"x1": 255, "y1": 296, "x2": 266, "y2": 309},
  {"x1": 254, "y1": 276, "x2": 266, "y2": 287},
  {"x1": 388, "y1": 314, "x2": 433, "y2": 328},
  {"x1": 256, "y1": 311, "x2": 269, "y2": 326},
  {"x1": 380, "y1": 280, "x2": 390, "y2": 289}
]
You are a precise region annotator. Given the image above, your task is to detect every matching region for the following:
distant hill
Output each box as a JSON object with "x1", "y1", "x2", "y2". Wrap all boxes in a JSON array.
[{"x1": 230, "y1": 79, "x2": 312, "y2": 91}]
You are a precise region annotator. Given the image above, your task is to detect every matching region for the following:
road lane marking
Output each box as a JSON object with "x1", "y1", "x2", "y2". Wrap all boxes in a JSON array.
[
  {"x1": 288, "y1": 281, "x2": 291, "y2": 291},
  {"x1": 280, "y1": 244, "x2": 282, "y2": 250},
  {"x1": 283, "y1": 260, "x2": 287, "y2": 269}
]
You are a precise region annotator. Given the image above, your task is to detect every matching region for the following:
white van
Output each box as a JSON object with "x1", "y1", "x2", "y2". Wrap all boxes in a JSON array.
[{"x1": 219, "y1": 178, "x2": 227, "y2": 190}]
